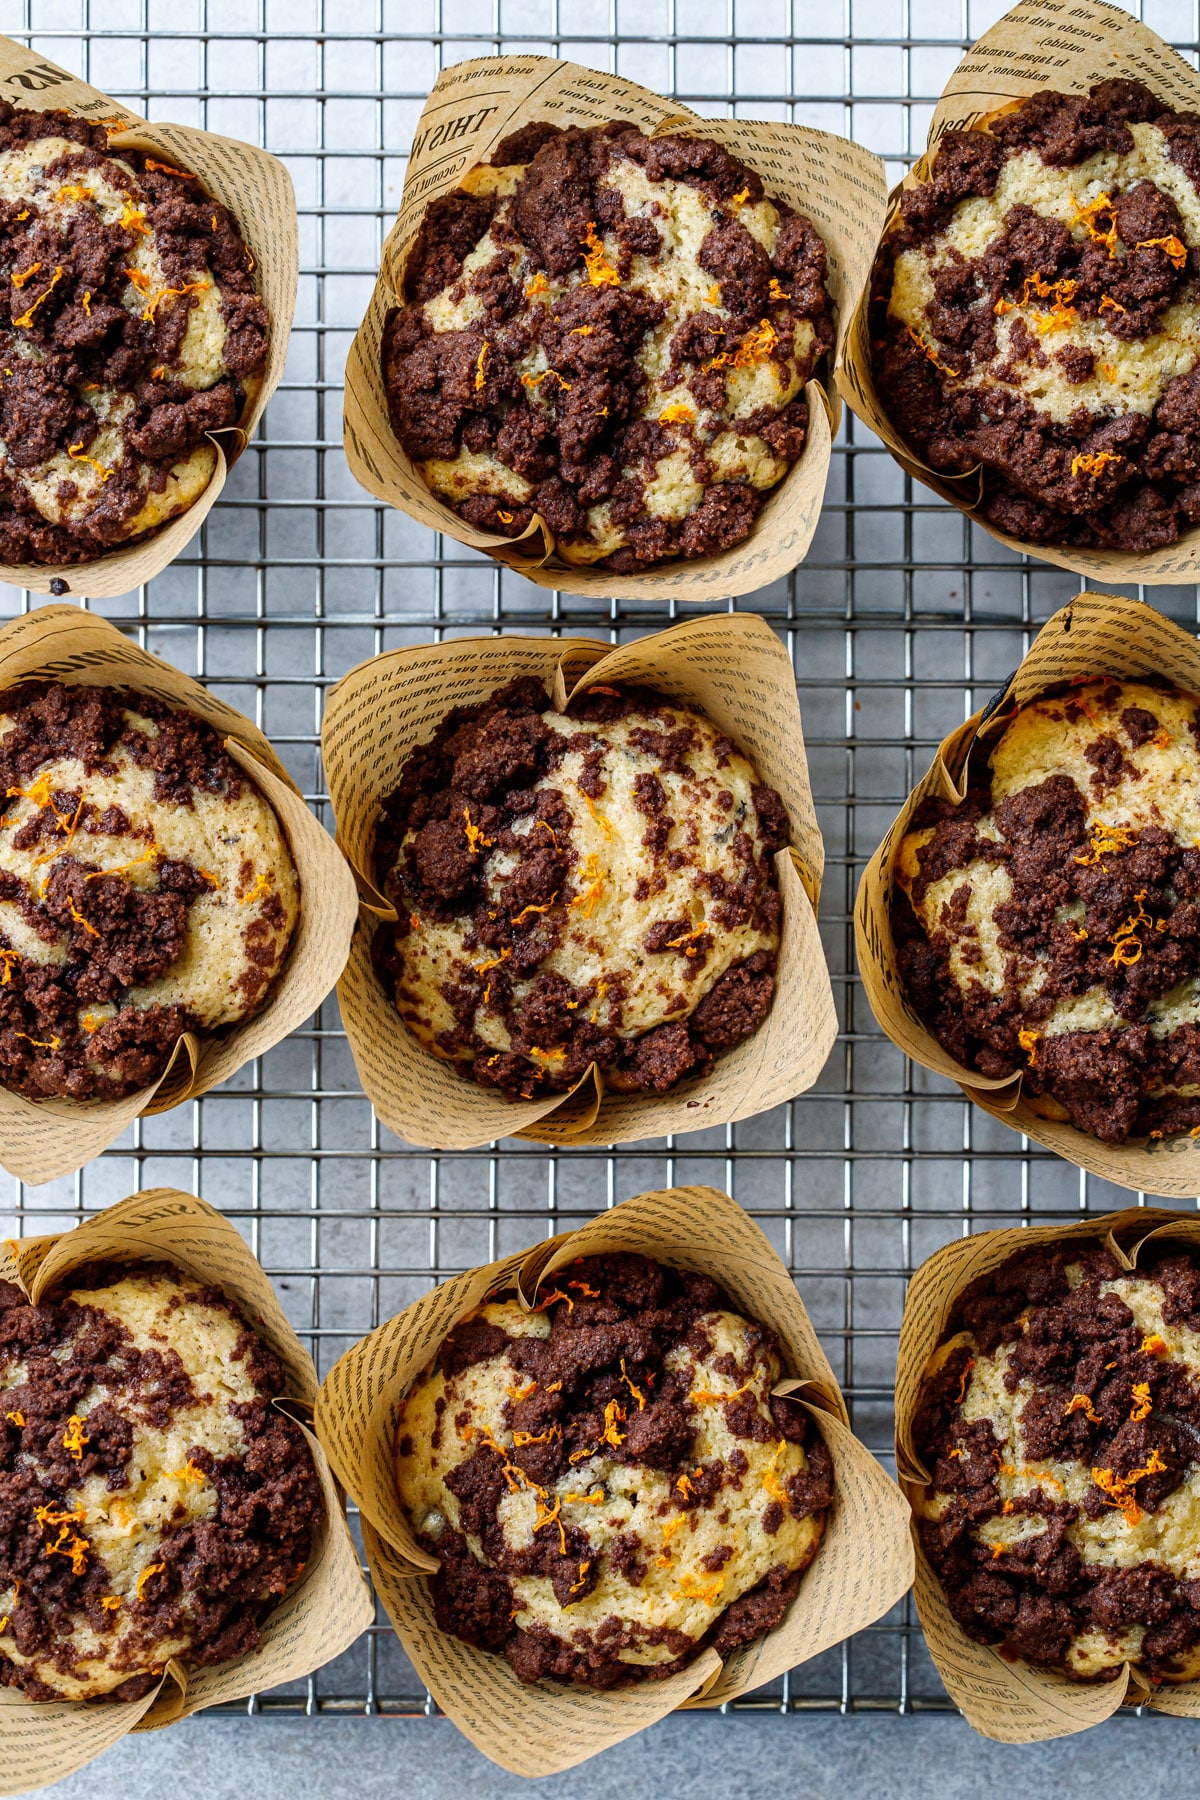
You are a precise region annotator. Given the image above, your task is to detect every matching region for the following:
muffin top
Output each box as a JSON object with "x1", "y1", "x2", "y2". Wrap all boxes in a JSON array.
[
  {"x1": 894, "y1": 677, "x2": 1200, "y2": 1144},
  {"x1": 373, "y1": 677, "x2": 785, "y2": 1100},
  {"x1": 0, "y1": 100, "x2": 268, "y2": 566},
  {"x1": 0, "y1": 1262, "x2": 322, "y2": 1702},
  {"x1": 0, "y1": 680, "x2": 299, "y2": 1102},
  {"x1": 870, "y1": 79, "x2": 1200, "y2": 552},
  {"x1": 914, "y1": 1239, "x2": 1200, "y2": 1682},
  {"x1": 395, "y1": 1252, "x2": 832, "y2": 1688},
  {"x1": 383, "y1": 121, "x2": 833, "y2": 572}
]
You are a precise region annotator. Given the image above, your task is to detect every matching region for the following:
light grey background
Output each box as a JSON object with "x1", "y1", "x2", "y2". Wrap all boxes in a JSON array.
[{"x1": 0, "y1": 0, "x2": 1197, "y2": 1792}]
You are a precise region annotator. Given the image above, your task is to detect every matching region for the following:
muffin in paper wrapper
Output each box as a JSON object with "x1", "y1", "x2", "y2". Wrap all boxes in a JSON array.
[
  {"x1": 0, "y1": 1187, "x2": 373, "y2": 1795},
  {"x1": 314, "y1": 1183, "x2": 913, "y2": 1777},
  {"x1": 342, "y1": 55, "x2": 887, "y2": 603},
  {"x1": 855, "y1": 589, "x2": 1200, "y2": 1197},
  {"x1": 0, "y1": 605, "x2": 358, "y2": 1184},
  {"x1": 896, "y1": 1205, "x2": 1200, "y2": 1741},
  {"x1": 0, "y1": 39, "x2": 296, "y2": 598},
  {"x1": 835, "y1": 0, "x2": 1200, "y2": 587},
  {"x1": 320, "y1": 612, "x2": 837, "y2": 1150}
]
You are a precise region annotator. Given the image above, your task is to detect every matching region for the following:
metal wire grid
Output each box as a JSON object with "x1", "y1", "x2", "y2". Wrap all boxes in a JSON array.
[{"x1": 0, "y1": 0, "x2": 1197, "y2": 1724}]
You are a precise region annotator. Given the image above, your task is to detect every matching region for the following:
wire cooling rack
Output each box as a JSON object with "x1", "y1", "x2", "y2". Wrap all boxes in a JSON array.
[{"x1": 1, "y1": 0, "x2": 1198, "y2": 1725}]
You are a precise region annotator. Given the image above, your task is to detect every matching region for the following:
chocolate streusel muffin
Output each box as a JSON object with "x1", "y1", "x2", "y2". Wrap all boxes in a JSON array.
[
  {"x1": 0, "y1": 680, "x2": 299, "y2": 1102},
  {"x1": 383, "y1": 122, "x2": 834, "y2": 572},
  {"x1": 893, "y1": 676, "x2": 1200, "y2": 1144},
  {"x1": 914, "y1": 1238, "x2": 1200, "y2": 1682},
  {"x1": 0, "y1": 100, "x2": 269, "y2": 566},
  {"x1": 870, "y1": 79, "x2": 1200, "y2": 551},
  {"x1": 0, "y1": 1262, "x2": 323, "y2": 1701},
  {"x1": 372, "y1": 677, "x2": 785, "y2": 1099},
  {"x1": 395, "y1": 1252, "x2": 832, "y2": 1687}
]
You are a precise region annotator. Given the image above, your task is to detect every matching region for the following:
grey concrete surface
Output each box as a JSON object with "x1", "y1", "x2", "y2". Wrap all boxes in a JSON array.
[{"x1": 23, "y1": 1712, "x2": 1200, "y2": 1800}]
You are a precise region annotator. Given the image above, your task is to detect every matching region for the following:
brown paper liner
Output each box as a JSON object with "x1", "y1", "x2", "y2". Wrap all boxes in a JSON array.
[
  {"x1": 0, "y1": 1188, "x2": 373, "y2": 1795},
  {"x1": 895, "y1": 1206, "x2": 1200, "y2": 1740},
  {"x1": 342, "y1": 55, "x2": 886, "y2": 602},
  {"x1": 855, "y1": 588, "x2": 1200, "y2": 1195},
  {"x1": 314, "y1": 1184, "x2": 913, "y2": 1775},
  {"x1": 0, "y1": 39, "x2": 296, "y2": 599},
  {"x1": 0, "y1": 606, "x2": 358, "y2": 1184},
  {"x1": 834, "y1": 0, "x2": 1200, "y2": 586},
  {"x1": 320, "y1": 613, "x2": 837, "y2": 1150}
]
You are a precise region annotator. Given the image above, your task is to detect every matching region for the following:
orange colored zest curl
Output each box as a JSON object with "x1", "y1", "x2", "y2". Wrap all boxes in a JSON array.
[
  {"x1": 568, "y1": 324, "x2": 593, "y2": 337},
  {"x1": 62, "y1": 1415, "x2": 90, "y2": 1459},
  {"x1": 1137, "y1": 235, "x2": 1188, "y2": 268},
  {"x1": 524, "y1": 272, "x2": 549, "y2": 297},
  {"x1": 600, "y1": 1400, "x2": 626, "y2": 1447},
  {"x1": 620, "y1": 1356, "x2": 646, "y2": 1410},
  {"x1": 535, "y1": 819, "x2": 559, "y2": 848},
  {"x1": 463, "y1": 807, "x2": 493, "y2": 855},
  {"x1": 1069, "y1": 191, "x2": 1118, "y2": 256},
  {"x1": 238, "y1": 871, "x2": 273, "y2": 906},
  {"x1": 16, "y1": 1032, "x2": 60, "y2": 1051},
  {"x1": 656, "y1": 1515, "x2": 686, "y2": 1568},
  {"x1": 905, "y1": 323, "x2": 961, "y2": 378},
  {"x1": 506, "y1": 1380, "x2": 537, "y2": 1402},
  {"x1": 142, "y1": 279, "x2": 208, "y2": 323},
  {"x1": 532, "y1": 1285, "x2": 572, "y2": 1313},
  {"x1": 512, "y1": 1426, "x2": 560, "y2": 1447},
  {"x1": 665, "y1": 924, "x2": 709, "y2": 958},
  {"x1": 768, "y1": 277, "x2": 790, "y2": 302},
  {"x1": 569, "y1": 853, "x2": 605, "y2": 918},
  {"x1": 1071, "y1": 450, "x2": 1122, "y2": 480},
  {"x1": 677, "y1": 1570, "x2": 725, "y2": 1606},
  {"x1": 10, "y1": 261, "x2": 41, "y2": 288},
  {"x1": 12, "y1": 265, "x2": 63, "y2": 328},
  {"x1": 68, "y1": 442, "x2": 112, "y2": 482},
  {"x1": 1129, "y1": 1383, "x2": 1153, "y2": 1423},
  {"x1": 36, "y1": 1505, "x2": 88, "y2": 1576},
  {"x1": 5, "y1": 1411, "x2": 23, "y2": 1427},
  {"x1": 582, "y1": 221, "x2": 619, "y2": 288},
  {"x1": 511, "y1": 896, "x2": 557, "y2": 924},
  {"x1": 522, "y1": 367, "x2": 571, "y2": 391},
  {"x1": 563, "y1": 1488, "x2": 605, "y2": 1505},
  {"x1": 1099, "y1": 295, "x2": 1126, "y2": 315},
  {"x1": 145, "y1": 159, "x2": 191, "y2": 177},
  {"x1": 658, "y1": 401, "x2": 695, "y2": 425},
  {"x1": 100, "y1": 1594, "x2": 121, "y2": 1611},
  {"x1": 955, "y1": 1358, "x2": 974, "y2": 1405},
  {"x1": 1064, "y1": 1392, "x2": 1102, "y2": 1424},
  {"x1": 583, "y1": 795, "x2": 613, "y2": 838},
  {"x1": 1075, "y1": 822, "x2": 1137, "y2": 868},
  {"x1": 85, "y1": 845, "x2": 159, "y2": 881},
  {"x1": 568, "y1": 1560, "x2": 591, "y2": 1595},
  {"x1": 675, "y1": 1467, "x2": 703, "y2": 1497},
  {"x1": 1091, "y1": 1448, "x2": 1167, "y2": 1527},
  {"x1": 474, "y1": 342, "x2": 488, "y2": 391},
  {"x1": 119, "y1": 201, "x2": 150, "y2": 236},
  {"x1": 0, "y1": 951, "x2": 19, "y2": 987},
  {"x1": 1142, "y1": 1334, "x2": 1168, "y2": 1356},
  {"x1": 125, "y1": 265, "x2": 152, "y2": 293},
  {"x1": 994, "y1": 273, "x2": 1078, "y2": 332},
  {"x1": 729, "y1": 187, "x2": 750, "y2": 208},
  {"x1": 1017, "y1": 1027, "x2": 1040, "y2": 1066},
  {"x1": 689, "y1": 1380, "x2": 751, "y2": 1406},
  {"x1": 497, "y1": 509, "x2": 513, "y2": 523},
  {"x1": 135, "y1": 1562, "x2": 165, "y2": 1602}
]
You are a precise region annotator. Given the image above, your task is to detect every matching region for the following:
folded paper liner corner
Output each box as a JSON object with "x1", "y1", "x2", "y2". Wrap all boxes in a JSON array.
[
  {"x1": 0, "y1": 1188, "x2": 373, "y2": 1796},
  {"x1": 341, "y1": 53, "x2": 887, "y2": 603},
  {"x1": 896, "y1": 1205, "x2": 1200, "y2": 1742},
  {"x1": 320, "y1": 611, "x2": 838, "y2": 1151},
  {"x1": 855, "y1": 588, "x2": 1200, "y2": 1198},
  {"x1": 0, "y1": 36, "x2": 297, "y2": 600},
  {"x1": 314, "y1": 1183, "x2": 914, "y2": 1778},
  {"x1": 834, "y1": 0, "x2": 1200, "y2": 586},
  {"x1": 0, "y1": 606, "x2": 359, "y2": 1186}
]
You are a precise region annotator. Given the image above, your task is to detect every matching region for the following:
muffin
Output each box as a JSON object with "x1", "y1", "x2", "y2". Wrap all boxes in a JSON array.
[
  {"x1": 0, "y1": 679, "x2": 299, "y2": 1101},
  {"x1": 0, "y1": 1260, "x2": 323, "y2": 1701},
  {"x1": 913, "y1": 1237, "x2": 1200, "y2": 1682},
  {"x1": 893, "y1": 676, "x2": 1200, "y2": 1144},
  {"x1": 372, "y1": 677, "x2": 786, "y2": 1099},
  {"x1": 869, "y1": 79, "x2": 1200, "y2": 551},
  {"x1": 383, "y1": 121, "x2": 834, "y2": 572},
  {"x1": 0, "y1": 99, "x2": 269, "y2": 566},
  {"x1": 394, "y1": 1251, "x2": 832, "y2": 1687}
]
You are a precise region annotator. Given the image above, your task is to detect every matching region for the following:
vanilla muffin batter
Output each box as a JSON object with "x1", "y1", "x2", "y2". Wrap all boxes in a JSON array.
[
  {"x1": 871, "y1": 79, "x2": 1200, "y2": 550},
  {"x1": 373, "y1": 677, "x2": 786, "y2": 1099},
  {"x1": 0, "y1": 98, "x2": 269, "y2": 565},
  {"x1": 894, "y1": 676, "x2": 1200, "y2": 1143},
  {"x1": 0, "y1": 1263, "x2": 322, "y2": 1702},
  {"x1": 395, "y1": 1252, "x2": 832, "y2": 1686},
  {"x1": 915, "y1": 1239, "x2": 1200, "y2": 1681},
  {"x1": 384, "y1": 121, "x2": 834, "y2": 571},
  {"x1": 0, "y1": 680, "x2": 299, "y2": 1101}
]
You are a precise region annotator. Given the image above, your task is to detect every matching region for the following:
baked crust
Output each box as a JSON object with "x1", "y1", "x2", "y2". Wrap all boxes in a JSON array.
[
  {"x1": 383, "y1": 122, "x2": 834, "y2": 571},
  {"x1": 394, "y1": 1252, "x2": 832, "y2": 1687},
  {"x1": 869, "y1": 79, "x2": 1200, "y2": 552},
  {"x1": 0, "y1": 680, "x2": 299, "y2": 1102},
  {"x1": 915, "y1": 1239, "x2": 1200, "y2": 1682},
  {"x1": 894, "y1": 677, "x2": 1200, "y2": 1144},
  {"x1": 0, "y1": 1262, "x2": 322, "y2": 1702},
  {"x1": 372, "y1": 677, "x2": 785, "y2": 1100},
  {"x1": 0, "y1": 99, "x2": 269, "y2": 565}
]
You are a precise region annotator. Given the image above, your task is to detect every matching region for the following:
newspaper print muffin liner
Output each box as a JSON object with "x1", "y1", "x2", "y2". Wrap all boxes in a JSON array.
[
  {"x1": 0, "y1": 38, "x2": 297, "y2": 599},
  {"x1": 853, "y1": 589, "x2": 1200, "y2": 1197},
  {"x1": 321, "y1": 612, "x2": 838, "y2": 1150},
  {"x1": 314, "y1": 1183, "x2": 913, "y2": 1777},
  {"x1": 0, "y1": 606, "x2": 358, "y2": 1185},
  {"x1": 342, "y1": 55, "x2": 887, "y2": 602},
  {"x1": 835, "y1": 0, "x2": 1200, "y2": 587},
  {"x1": 0, "y1": 1187, "x2": 373, "y2": 1795},
  {"x1": 895, "y1": 1204, "x2": 1200, "y2": 1742}
]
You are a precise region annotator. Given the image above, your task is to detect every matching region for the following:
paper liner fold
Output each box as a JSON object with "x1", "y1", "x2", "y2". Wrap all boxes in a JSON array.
[
  {"x1": 0, "y1": 37, "x2": 296, "y2": 599},
  {"x1": 0, "y1": 606, "x2": 358, "y2": 1184},
  {"x1": 895, "y1": 1206, "x2": 1200, "y2": 1740},
  {"x1": 314, "y1": 1184, "x2": 913, "y2": 1776},
  {"x1": 855, "y1": 589, "x2": 1200, "y2": 1195},
  {"x1": 0, "y1": 1189, "x2": 373, "y2": 1795},
  {"x1": 342, "y1": 55, "x2": 886, "y2": 602},
  {"x1": 320, "y1": 613, "x2": 837, "y2": 1150},
  {"x1": 834, "y1": 0, "x2": 1200, "y2": 585}
]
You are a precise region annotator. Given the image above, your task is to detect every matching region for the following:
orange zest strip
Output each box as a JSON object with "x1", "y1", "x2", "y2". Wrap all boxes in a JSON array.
[
  {"x1": 0, "y1": 951, "x2": 19, "y2": 987},
  {"x1": 676, "y1": 1570, "x2": 724, "y2": 1606},
  {"x1": 145, "y1": 158, "x2": 192, "y2": 177},
  {"x1": 164, "y1": 1459, "x2": 205, "y2": 1485},
  {"x1": 1099, "y1": 295, "x2": 1126, "y2": 315},
  {"x1": 512, "y1": 1426, "x2": 560, "y2": 1447},
  {"x1": 705, "y1": 283, "x2": 721, "y2": 305},
  {"x1": 658, "y1": 401, "x2": 695, "y2": 425},
  {"x1": 568, "y1": 324, "x2": 594, "y2": 337},
  {"x1": 506, "y1": 1380, "x2": 537, "y2": 1402},
  {"x1": 124, "y1": 265, "x2": 152, "y2": 293},
  {"x1": 36, "y1": 1505, "x2": 88, "y2": 1576},
  {"x1": 1091, "y1": 1447, "x2": 1167, "y2": 1526},
  {"x1": 768, "y1": 276, "x2": 791, "y2": 302},
  {"x1": 656, "y1": 1514, "x2": 686, "y2": 1569},
  {"x1": 135, "y1": 1561, "x2": 165, "y2": 1601},
  {"x1": 12, "y1": 264, "x2": 63, "y2": 328},
  {"x1": 85, "y1": 845, "x2": 159, "y2": 881},
  {"x1": 1064, "y1": 1392, "x2": 1102, "y2": 1424},
  {"x1": 582, "y1": 221, "x2": 619, "y2": 288},
  {"x1": 1129, "y1": 1382, "x2": 1153, "y2": 1423},
  {"x1": 67, "y1": 900, "x2": 98, "y2": 939},
  {"x1": 463, "y1": 806, "x2": 493, "y2": 855},
  {"x1": 583, "y1": 795, "x2": 613, "y2": 838},
  {"x1": 619, "y1": 1356, "x2": 646, "y2": 1410},
  {"x1": 568, "y1": 1559, "x2": 592, "y2": 1595},
  {"x1": 497, "y1": 509, "x2": 514, "y2": 523},
  {"x1": 1017, "y1": 1027, "x2": 1040, "y2": 1066},
  {"x1": 5, "y1": 1410, "x2": 23, "y2": 1427},
  {"x1": 238, "y1": 871, "x2": 273, "y2": 906},
  {"x1": 524, "y1": 272, "x2": 549, "y2": 297},
  {"x1": 568, "y1": 853, "x2": 605, "y2": 918},
  {"x1": 535, "y1": 819, "x2": 559, "y2": 848},
  {"x1": 522, "y1": 367, "x2": 571, "y2": 391},
  {"x1": 119, "y1": 200, "x2": 150, "y2": 236},
  {"x1": 62, "y1": 1414, "x2": 90, "y2": 1459},
  {"x1": 100, "y1": 1595, "x2": 121, "y2": 1612},
  {"x1": 1137, "y1": 234, "x2": 1188, "y2": 268},
  {"x1": 1142, "y1": 1333, "x2": 1168, "y2": 1356},
  {"x1": 955, "y1": 1357, "x2": 974, "y2": 1405},
  {"x1": 665, "y1": 924, "x2": 709, "y2": 957},
  {"x1": 10, "y1": 261, "x2": 42, "y2": 288},
  {"x1": 81, "y1": 289, "x2": 92, "y2": 316},
  {"x1": 689, "y1": 1380, "x2": 752, "y2": 1405},
  {"x1": 1069, "y1": 191, "x2": 1118, "y2": 256},
  {"x1": 15, "y1": 1032, "x2": 60, "y2": 1051},
  {"x1": 67, "y1": 441, "x2": 112, "y2": 482},
  {"x1": 511, "y1": 895, "x2": 557, "y2": 924},
  {"x1": 141, "y1": 279, "x2": 208, "y2": 323},
  {"x1": 600, "y1": 1399, "x2": 626, "y2": 1447},
  {"x1": 905, "y1": 322, "x2": 961, "y2": 377},
  {"x1": 473, "y1": 946, "x2": 511, "y2": 979},
  {"x1": 474, "y1": 341, "x2": 488, "y2": 391},
  {"x1": 1071, "y1": 450, "x2": 1122, "y2": 479},
  {"x1": 1074, "y1": 822, "x2": 1137, "y2": 868}
]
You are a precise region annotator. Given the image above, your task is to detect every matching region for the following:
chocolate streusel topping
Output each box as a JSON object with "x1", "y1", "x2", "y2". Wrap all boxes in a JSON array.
[
  {"x1": 0, "y1": 100, "x2": 269, "y2": 566},
  {"x1": 384, "y1": 122, "x2": 834, "y2": 571},
  {"x1": 396, "y1": 1252, "x2": 832, "y2": 1688},
  {"x1": 372, "y1": 677, "x2": 784, "y2": 1100},
  {"x1": 870, "y1": 80, "x2": 1200, "y2": 552},
  {"x1": 915, "y1": 1238, "x2": 1200, "y2": 1681}
]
